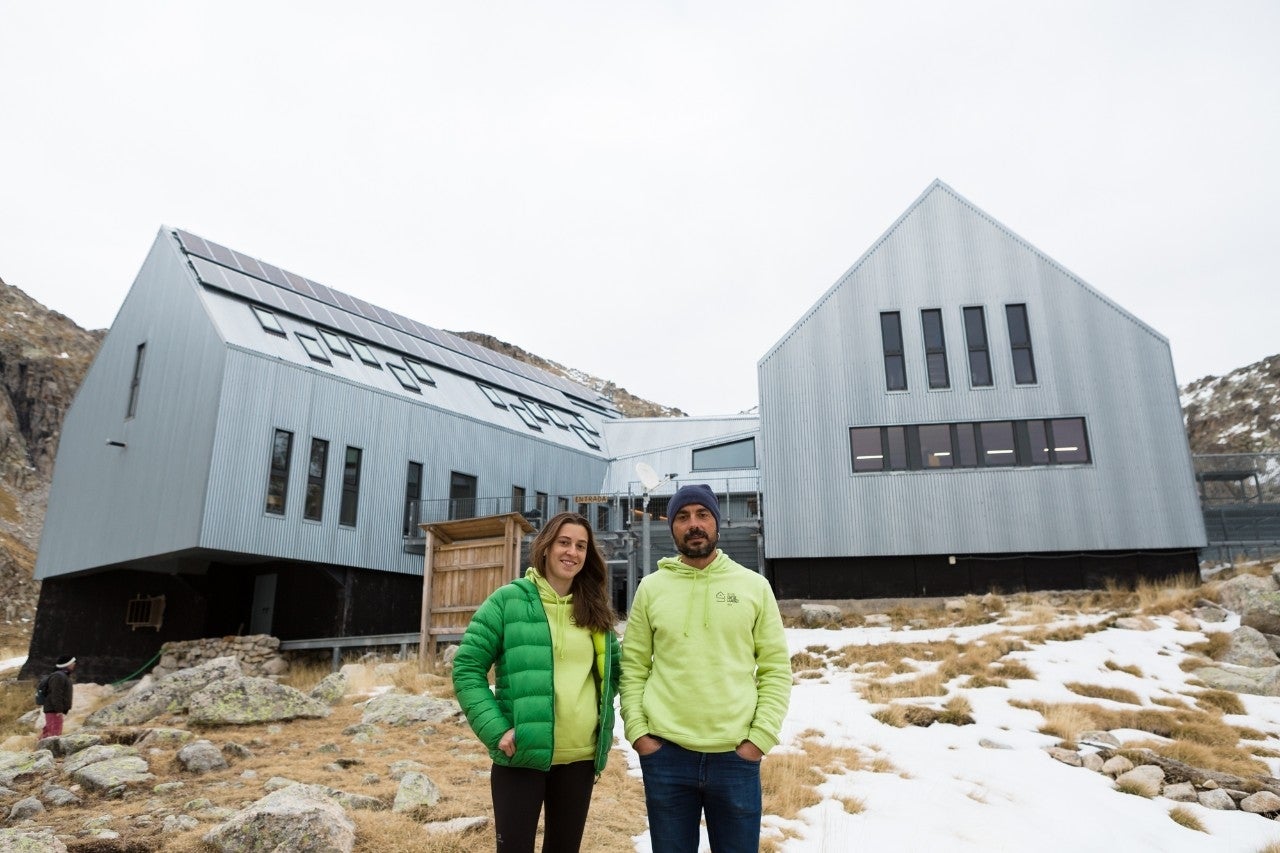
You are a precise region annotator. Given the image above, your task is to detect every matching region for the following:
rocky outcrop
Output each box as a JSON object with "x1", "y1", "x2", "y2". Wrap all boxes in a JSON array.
[
  {"x1": 186, "y1": 677, "x2": 331, "y2": 726},
  {"x1": 85, "y1": 655, "x2": 243, "y2": 727},
  {"x1": 201, "y1": 785, "x2": 356, "y2": 853}
]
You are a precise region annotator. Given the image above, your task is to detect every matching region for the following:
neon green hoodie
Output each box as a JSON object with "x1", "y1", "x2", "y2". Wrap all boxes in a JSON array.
[{"x1": 620, "y1": 549, "x2": 791, "y2": 753}]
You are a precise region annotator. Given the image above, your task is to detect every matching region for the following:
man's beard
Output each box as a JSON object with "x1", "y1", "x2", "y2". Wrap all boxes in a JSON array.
[{"x1": 676, "y1": 527, "x2": 718, "y2": 560}]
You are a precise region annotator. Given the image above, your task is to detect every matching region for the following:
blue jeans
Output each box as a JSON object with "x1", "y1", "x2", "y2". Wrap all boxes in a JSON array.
[{"x1": 638, "y1": 738, "x2": 762, "y2": 853}]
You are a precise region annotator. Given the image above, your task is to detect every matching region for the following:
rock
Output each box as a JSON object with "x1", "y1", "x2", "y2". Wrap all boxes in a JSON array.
[
  {"x1": 1115, "y1": 765, "x2": 1163, "y2": 797},
  {"x1": 40, "y1": 784, "x2": 79, "y2": 807},
  {"x1": 1162, "y1": 782, "x2": 1197, "y2": 802},
  {"x1": 8, "y1": 796, "x2": 44, "y2": 821},
  {"x1": 1046, "y1": 747, "x2": 1081, "y2": 767},
  {"x1": 944, "y1": 599, "x2": 968, "y2": 613},
  {"x1": 864, "y1": 614, "x2": 892, "y2": 627},
  {"x1": 0, "y1": 828, "x2": 68, "y2": 851},
  {"x1": 261, "y1": 656, "x2": 290, "y2": 677},
  {"x1": 202, "y1": 784, "x2": 356, "y2": 853},
  {"x1": 1219, "y1": 575, "x2": 1280, "y2": 635},
  {"x1": 389, "y1": 760, "x2": 428, "y2": 781},
  {"x1": 309, "y1": 673, "x2": 348, "y2": 706},
  {"x1": 85, "y1": 656, "x2": 244, "y2": 727},
  {"x1": 393, "y1": 771, "x2": 442, "y2": 813},
  {"x1": 1241, "y1": 790, "x2": 1280, "y2": 813},
  {"x1": 136, "y1": 728, "x2": 194, "y2": 749},
  {"x1": 423, "y1": 815, "x2": 489, "y2": 835},
  {"x1": 64, "y1": 744, "x2": 138, "y2": 774},
  {"x1": 361, "y1": 694, "x2": 460, "y2": 727},
  {"x1": 37, "y1": 733, "x2": 101, "y2": 757},
  {"x1": 70, "y1": 755, "x2": 155, "y2": 792},
  {"x1": 0, "y1": 750, "x2": 55, "y2": 786},
  {"x1": 1077, "y1": 731, "x2": 1121, "y2": 749},
  {"x1": 1113, "y1": 616, "x2": 1158, "y2": 631},
  {"x1": 187, "y1": 677, "x2": 331, "y2": 725},
  {"x1": 800, "y1": 604, "x2": 843, "y2": 626},
  {"x1": 177, "y1": 740, "x2": 229, "y2": 774},
  {"x1": 222, "y1": 742, "x2": 253, "y2": 760},
  {"x1": 162, "y1": 814, "x2": 199, "y2": 833},
  {"x1": 264, "y1": 776, "x2": 298, "y2": 791},
  {"x1": 1193, "y1": 664, "x2": 1280, "y2": 696},
  {"x1": 1081, "y1": 753, "x2": 1104, "y2": 772},
  {"x1": 153, "y1": 781, "x2": 185, "y2": 794},
  {"x1": 1192, "y1": 601, "x2": 1228, "y2": 623},
  {"x1": 1101, "y1": 755, "x2": 1134, "y2": 776},
  {"x1": 1219, "y1": 626, "x2": 1280, "y2": 667},
  {"x1": 1198, "y1": 788, "x2": 1237, "y2": 810}
]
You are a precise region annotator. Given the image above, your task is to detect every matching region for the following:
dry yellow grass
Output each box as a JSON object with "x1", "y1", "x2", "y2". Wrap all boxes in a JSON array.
[
  {"x1": 1064, "y1": 682, "x2": 1144, "y2": 706},
  {"x1": 1105, "y1": 660, "x2": 1144, "y2": 678},
  {"x1": 1167, "y1": 804, "x2": 1207, "y2": 832},
  {"x1": 1193, "y1": 688, "x2": 1247, "y2": 716},
  {"x1": 1183, "y1": 631, "x2": 1231, "y2": 662}
]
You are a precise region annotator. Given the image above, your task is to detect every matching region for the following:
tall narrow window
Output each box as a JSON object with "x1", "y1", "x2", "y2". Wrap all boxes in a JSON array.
[
  {"x1": 126, "y1": 343, "x2": 146, "y2": 418},
  {"x1": 304, "y1": 439, "x2": 328, "y2": 521},
  {"x1": 265, "y1": 429, "x2": 293, "y2": 515},
  {"x1": 879, "y1": 312, "x2": 907, "y2": 391},
  {"x1": 962, "y1": 307, "x2": 993, "y2": 387},
  {"x1": 403, "y1": 461, "x2": 423, "y2": 536},
  {"x1": 449, "y1": 471, "x2": 477, "y2": 520},
  {"x1": 1005, "y1": 304, "x2": 1037, "y2": 385},
  {"x1": 920, "y1": 310, "x2": 949, "y2": 389},
  {"x1": 536, "y1": 491, "x2": 549, "y2": 518},
  {"x1": 512, "y1": 485, "x2": 526, "y2": 513},
  {"x1": 339, "y1": 447, "x2": 362, "y2": 527}
]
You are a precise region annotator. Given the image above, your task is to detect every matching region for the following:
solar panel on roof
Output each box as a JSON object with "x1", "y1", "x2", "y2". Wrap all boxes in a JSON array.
[{"x1": 256, "y1": 260, "x2": 291, "y2": 288}]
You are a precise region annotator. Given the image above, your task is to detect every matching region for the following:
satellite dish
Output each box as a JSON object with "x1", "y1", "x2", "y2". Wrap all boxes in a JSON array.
[{"x1": 636, "y1": 462, "x2": 662, "y2": 492}]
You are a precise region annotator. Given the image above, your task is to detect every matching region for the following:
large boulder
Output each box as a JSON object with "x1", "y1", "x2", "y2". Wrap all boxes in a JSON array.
[
  {"x1": 392, "y1": 771, "x2": 441, "y2": 813},
  {"x1": 177, "y1": 740, "x2": 229, "y2": 774},
  {"x1": 309, "y1": 672, "x2": 349, "y2": 706},
  {"x1": 0, "y1": 750, "x2": 55, "y2": 787},
  {"x1": 69, "y1": 755, "x2": 155, "y2": 792},
  {"x1": 202, "y1": 784, "x2": 355, "y2": 853},
  {"x1": 0, "y1": 828, "x2": 67, "y2": 852},
  {"x1": 1219, "y1": 626, "x2": 1280, "y2": 667},
  {"x1": 85, "y1": 656, "x2": 243, "y2": 727},
  {"x1": 187, "y1": 677, "x2": 331, "y2": 725},
  {"x1": 1192, "y1": 664, "x2": 1280, "y2": 696},
  {"x1": 1217, "y1": 574, "x2": 1280, "y2": 634},
  {"x1": 360, "y1": 694, "x2": 460, "y2": 727}
]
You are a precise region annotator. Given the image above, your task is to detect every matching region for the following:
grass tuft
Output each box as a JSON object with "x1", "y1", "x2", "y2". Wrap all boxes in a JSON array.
[{"x1": 1167, "y1": 805, "x2": 1206, "y2": 832}]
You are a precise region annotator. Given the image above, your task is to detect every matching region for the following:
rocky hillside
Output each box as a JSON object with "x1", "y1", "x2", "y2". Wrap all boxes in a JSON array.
[
  {"x1": 0, "y1": 279, "x2": 102, "y2": 645},
  {"x1": 1182, "y1": 354, "x2": 1280, "y2": 454}
]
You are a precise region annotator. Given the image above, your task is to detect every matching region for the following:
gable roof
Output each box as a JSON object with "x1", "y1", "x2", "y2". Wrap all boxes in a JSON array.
[
  {"x1": 759, "y1": 179, "x2": 1168, "y2": 366},
  {"x1": 169, "y1": 228, "x2": 619, "y2": 445}
]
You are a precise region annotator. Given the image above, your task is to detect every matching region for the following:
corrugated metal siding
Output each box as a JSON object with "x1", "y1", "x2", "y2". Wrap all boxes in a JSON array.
[
  {"x1": 36, "y1": 232, "x2": 225, "y2": 578},
  {"x1": 200, "y1": 349, "x2": 608, "y2": 575},
  {"x1": 760, "y1": 182, "x2": 1205, "y2": 560},
  {"x1": 601, "y1": 416, "x2": 760, "y2": 493}
]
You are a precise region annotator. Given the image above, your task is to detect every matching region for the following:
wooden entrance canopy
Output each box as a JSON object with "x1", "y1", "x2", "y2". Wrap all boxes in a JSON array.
[{"x1": 417, "y1": 512, "x2": 535, "y2": 669}]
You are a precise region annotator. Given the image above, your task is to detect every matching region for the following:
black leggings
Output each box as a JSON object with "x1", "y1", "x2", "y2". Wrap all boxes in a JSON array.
[{"x1": 490, "y1": 760, "x2": 595, "y2": 853}]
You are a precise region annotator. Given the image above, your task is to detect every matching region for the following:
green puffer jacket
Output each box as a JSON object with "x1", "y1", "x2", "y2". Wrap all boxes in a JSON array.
[{"x1": 452, "y1": 578, "x2": 621, "y2": 775}]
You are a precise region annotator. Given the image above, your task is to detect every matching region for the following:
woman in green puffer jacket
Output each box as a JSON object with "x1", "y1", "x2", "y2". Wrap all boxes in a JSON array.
[{"x1": 453, "y1": 511, "x2": 621, "y2": 853}]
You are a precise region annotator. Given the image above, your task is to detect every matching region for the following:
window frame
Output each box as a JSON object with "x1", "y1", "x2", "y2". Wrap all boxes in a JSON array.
[
  {"x1": 252, "y1": 305, "x2": 286, "y2": 336},
  {"x1": 1005, "y1": 303, "x2": 1038, "y2": 385},
  {"x1": 388, "y1": 363, "x2": 421, "y2": 392},
  {"x1": 126, "y1": 342, "x2": 146, "y2": 419},
  {"x1": 691, "y1": 437, "x2": 757, "y2": 471},
  {"x1": 406, "y1": 359, "x2": 436, "y2": 386},
  {"x1": 349, "y1": 339, "x2": 380, "y2": 367},
  {"x1": 478, "y1": 384, "x2": 507, "y2": 408},
  {"x1": 403, "y1": 461, "x2": 423, "y2": 536},
  {"x1": 303, "y1": 438, "x2": 329, "y2": 521},
  {"x1": 296, "y1": 332, "x2": 331, "y2": 364},
  {"x1": 318, "y1": 329, "x2": 350, "y2": 358},
  {"x1": 920, "y1": 309, "x2": 950, "y2": 390},
  {"x1": 265, "y1": 429, "x2": 294, "y2": 515},
  {"x1": 339, "y1": 446, "x2": 363, "y2": 527},
  {"x1": 962, "y1": 306, "x2": 993, "y2": 387},
  {"x1": 879, "y1": 311, "x2": 908, "y2": 391}
]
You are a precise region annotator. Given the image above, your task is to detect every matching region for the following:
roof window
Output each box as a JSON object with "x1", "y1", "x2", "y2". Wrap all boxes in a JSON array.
[
  {"x1": 406, "y1": 360, "x2": 436, "y2": 386},
  {"x1": 388, "y1": 363, "x2": 421, "y2": 393},
  {"x1": 520, "y1": 399, "x2": 551, "y2": 423},
  {"x1": 478, "y1": 384, "x2": 507, "y2": 408},
  {"x1": 572, "y1": 424, "x2": 600, "y2": 449},
  {"x1": 296, "y1": 333, "x2": 331, "y2": 363},
  {"x1": 543, "y1": 407, "x2": 570, "y2": 429},
  {"x1": 319, "y1": 329, "x2": 350, "y2": 357},
  {"x1": 511, "y1": 403, "x2": 543, "y2": 431},
  {"x1": 349, "y1": 339, "x2": 381, "y2": 368},
  {"x1": 252, "y1": 305, "x2": 285, "y2": 336}
]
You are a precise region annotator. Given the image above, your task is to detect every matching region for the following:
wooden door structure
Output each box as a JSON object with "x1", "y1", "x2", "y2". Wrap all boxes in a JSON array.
[{"x1": 418, "y1": 512, "x2": 535, "y2": 670}]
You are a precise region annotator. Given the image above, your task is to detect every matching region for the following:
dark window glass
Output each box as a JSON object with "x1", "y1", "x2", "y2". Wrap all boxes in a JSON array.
[
  {"x1": 512, "y1": 485, "x2": 526, "y2": 513},
  {"x1": 692, "y1": 438, "x2": 756, "y2": 471},
  {"x1": 339, "y1": 447, "x2": 362, "y2": 526},
  {"x1": 885, "y1": 426, "x2": 908, "y2": 470},
  {"x1": 304, "y1": 438, "x2": 328, "y2": 521},
  {"x1": 963, "y1": 306, "x2": 993, "y2": 387},
  {"x1": 557, "y1": 496, "x2": 569, "y2": 513},
  {"x1": 850, "y1": 427, "x2": 884, "y2": 472},
  {"x1": 921, "y1": 309, "x2": 949, "y2": 389},
  {"x1": 880, "y1": 312, "x2": 907, "y2": 391},
  {"x1": 449, "y1": 471, "x2": 477, "y2": 520},
  {"x1": 918, "y1": 424, "x2": 954, "y2": 468},
  {"x1": 265, "y1": 429, "x2": 293, "y2": 515},
  {"x1": 1006, "y1": 304, "x2": 1037, "y2": 384},
  {"x1": 403, "y1": 461, "x2": 423, "y2": 536},
  {"x1": 953, "y1": 423, "x2": 978, "y2": 467},
  {"x1": 597, "y1": 504, "x2": 609, "y2": 531},
  {"x1": 536, "y1": 492, "x2": 549, "y2": 518},
  {"x1": 1026, "y1": 420, "x2": 1051, "y2": 465},
  {"x1": 979, "y1": 422, "x2": 1016, "y2": 466},
  {"x1": 126, "y1": 343, "x2": 145, "y2": 418},
  {"x1": 1049, "y1": 418, "x2": 1090, "y2": 463}
]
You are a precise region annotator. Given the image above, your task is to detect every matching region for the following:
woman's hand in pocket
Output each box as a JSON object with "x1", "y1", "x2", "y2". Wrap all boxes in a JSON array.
[{"x1": 499, "y1": 728, "x2": 516, "y2": 757}]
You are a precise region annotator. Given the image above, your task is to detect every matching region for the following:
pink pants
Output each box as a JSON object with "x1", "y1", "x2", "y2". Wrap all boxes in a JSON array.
[{"x1": 40, "y1": 712, "x2": 64, "y2": 739}]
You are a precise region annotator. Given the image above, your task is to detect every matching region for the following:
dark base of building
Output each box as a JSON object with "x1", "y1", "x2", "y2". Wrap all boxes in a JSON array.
[
  {"x1": 22, "y1": 560, "x2": 423, "y2": 684},
  {"x1": 769, "y1": 549, "x2": 1201, "y2": 600}
]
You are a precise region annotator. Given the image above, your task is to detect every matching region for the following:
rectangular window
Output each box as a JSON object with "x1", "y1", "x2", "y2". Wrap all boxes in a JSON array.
[
  {"x1": 478, "y1": 384, "x2": 507, "y2": 408},
  {"x1": 318, "y1": 329, "x2": 350, "y2": 357},
  {"x1": 1048, "y1": 418, "x2": 1090, "y2": 464},
  {"x1": 406, "y1": 360, "x2": 436, "y2": 386},
  {"x1": 558, "y1": 496, "x2": 569, "y2": 513},
  {"x1": 536, "y1": 491, "x2": 549, "y2": 519},
  {"x1": 918, "y1": 423, "x2": 954, "y2": 468},
  {"x1": 403, "y1": 461, "x2": 423, "y2": 536},
  {"x1": 953, "y1": 423, "x2": 979, "y2": 467},
  {"x1": 850, "y1": 427, "x2": 884, "y2": 472},
  {"x1": 962, "y1": 306, "x2": 993, "y2": 387},
  {"x1": 1025, "y1": 420, "x2": 1051, "y2": 465},
  {"x1": 388, "y1": 363, "x2": 421, "y2": 392},
  {"x1": 449, "y1": 471, "x2": 477, "y2": 520},
  {"x1": 543, "y1": 407, "x2": 569, "y2": 429},
  {"x1": 879, "y1": 312, "x2": 907, "y2": 391},
  {"x1": 304, "y1": 438, "x2": 328, "y2": 521},
  {"x1": 575, "y1": 415, "x2": 600, "y2": 436},
  {"x1": 692, "y1": 437, "x2": 756, "y2": 471},
  {"x1": 521, "y1": 399, "x2": 550, "y2": 423},
  {"x1": 349, "y1": 339, "x2": 380, "y2": 367},
  {"x1": 920, "y1": 309, "x2": 950, "y2": 389},
  {"x1": 296, "y1": 333, "x2": 331, "y2": 364},
  {"x1": 978, "y1": 421, "x2": 1016, "y2": 466},
  {"x1": 572, "y1": 424, "x2": 601, "y2": 449},
  {"x1": 1005, "y1": 304, "x2": 1037, "y2": 385},
  {"x1": 511, "y1": 403, "x2": 543, "y2": 430},
  {"x1": 339, "y1": 446, "x2": 362, "y2": 526},
  {"x1": 512, "y1": 485, "x2": 526, "y2": 513},
  {"x1": 265, "y1": 429, "x2": 293, "y2": 515},
  {"x1": 126, "y1": 342, "x2": 145, "y2": 419},
  {"x1": 252, "y1": 305, "x2": 286, "y2": 335}
]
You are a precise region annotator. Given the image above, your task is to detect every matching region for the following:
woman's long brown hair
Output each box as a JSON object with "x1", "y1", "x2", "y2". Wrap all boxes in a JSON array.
[{"x1": 529, "y1": 512, "x2": 617, "y2": 633}]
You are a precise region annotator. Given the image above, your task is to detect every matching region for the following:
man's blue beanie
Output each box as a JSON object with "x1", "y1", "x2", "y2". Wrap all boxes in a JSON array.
[{"x1": 666, "y1": 484, "x2": 721, "y2": 532}]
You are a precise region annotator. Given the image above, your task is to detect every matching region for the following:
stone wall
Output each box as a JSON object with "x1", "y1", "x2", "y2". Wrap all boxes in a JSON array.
[{"x1": 150, "y1": 634, "x2": 289, "y2": 680}]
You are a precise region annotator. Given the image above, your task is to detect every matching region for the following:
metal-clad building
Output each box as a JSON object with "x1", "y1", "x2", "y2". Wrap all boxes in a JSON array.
[
  {"x1": 759, "y1": 181, "x2": 1205, "y2": 598},
  {"x1": 29, "y1": 228, "x2": 619, "y2": 680}
]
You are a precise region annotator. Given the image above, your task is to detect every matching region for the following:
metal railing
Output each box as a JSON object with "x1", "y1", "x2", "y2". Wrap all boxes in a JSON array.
[{"x1": 1193, "y1": 453, "x2": 1280, "y2": 505}]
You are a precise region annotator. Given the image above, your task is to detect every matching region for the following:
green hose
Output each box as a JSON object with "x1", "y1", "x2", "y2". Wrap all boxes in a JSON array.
[{"x1": 110, "y1": 649, "x2": 163, "y2": 687}]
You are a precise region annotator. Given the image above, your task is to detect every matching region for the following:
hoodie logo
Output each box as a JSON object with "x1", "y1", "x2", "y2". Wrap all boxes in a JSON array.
[{"x1": 715, "y1": 591, "x2": 740, "y2": 605}]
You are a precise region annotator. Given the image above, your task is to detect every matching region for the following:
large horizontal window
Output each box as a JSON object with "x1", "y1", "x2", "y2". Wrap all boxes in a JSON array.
[
  {"x1": 850, "y1": 417, "x2": 1090, "y2": 473},
  {"x1": 692, "y1": 437, "x2": 756, "y2": 471}
]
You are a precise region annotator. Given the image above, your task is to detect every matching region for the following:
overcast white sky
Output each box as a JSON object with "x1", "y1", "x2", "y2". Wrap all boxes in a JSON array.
[{"x1": 2, "y1": 2, "x2": 1277, "y2": 416}]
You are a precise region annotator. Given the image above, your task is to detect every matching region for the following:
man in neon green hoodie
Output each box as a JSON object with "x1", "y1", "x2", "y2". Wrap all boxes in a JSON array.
[{"x1": 620, "y1": 484, "x2": 791, "y2": 853}]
